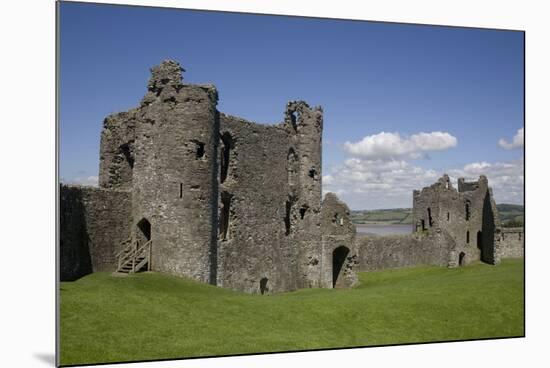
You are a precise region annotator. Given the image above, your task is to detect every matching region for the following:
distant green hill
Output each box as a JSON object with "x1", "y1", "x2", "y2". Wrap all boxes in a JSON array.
[
  {"x1": 351, "y1": 208, "x2": 412, "y2": 225},
  {"x1": 496, "y1": 204, "x2": 524, "y2": 227},
  {"x1": 352, "y1": 204, "x2": 523, "y2": 227}
]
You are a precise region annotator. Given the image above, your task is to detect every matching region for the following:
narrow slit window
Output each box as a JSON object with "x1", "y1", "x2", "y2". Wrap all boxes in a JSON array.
[
  {"x1": 179, "y1": 183, "x2": 183, "y2": 198},
  {"x1": 220, "y1": 132, "x2": 233, "y2": 183},
  {"x1": 219, "y1": 192, "x2": 231, "y2": 240}
]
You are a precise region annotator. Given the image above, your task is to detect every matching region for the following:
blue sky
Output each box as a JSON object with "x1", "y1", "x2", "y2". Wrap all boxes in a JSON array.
[{"x1": 59, "y1": 2, "x2": 524, "y2": 209}]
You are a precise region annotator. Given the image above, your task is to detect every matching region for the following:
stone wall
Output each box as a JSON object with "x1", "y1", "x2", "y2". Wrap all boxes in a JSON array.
[
  {"x1": 355, "y1": 230, "x2": 455, "y2": 272},
  {"x1": 285, "y1": 102, "x2": 324, "y2": 289},
  {"x1": 130, "y1": 61, "x2": 219, "y2": 284},
  {"x1": 216, "y1": 114, "x2": 299, "y2": 294},
  {"x1": 500, "y1": 227, "x2": 524, "y2": 258},
  {"x1": 98, "y1": 109, "x2": 137, "y2": 190},
  {"x1": 321, "y1": 193, "x2": 358, "y2": 288},
  {"x1": 412, "y1": 175, "x2": 500, "y2": 267},
  {"x1": 60, "y1": 185, "x2": 132, "y2": 280},
  {"x1": 216, "y1": 101, "x2": 324, "y2": 294},
  {"x1": 91, "y1": 60, "x2": 327, "y2": 293}
]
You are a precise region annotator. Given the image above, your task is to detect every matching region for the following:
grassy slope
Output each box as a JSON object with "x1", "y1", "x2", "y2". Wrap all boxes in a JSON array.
[{"x1": 60, "y1": 259, "x2": 524, "y2": 366}]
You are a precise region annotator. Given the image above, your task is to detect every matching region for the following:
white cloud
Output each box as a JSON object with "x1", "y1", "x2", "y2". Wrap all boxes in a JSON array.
[
  {"x1": 323, "y1": 158, "x2": 439, "y2": 209},
  {"x1": 323, "y1": 158, "x2": 524, "y2": 210},
  {"x1": 448, "y1": 159, "x2": 524, "y2": 204},
  {"x1": 498, "y1": 127, "x2": 524, "y2": 150},
  {"x1": 64, "y1": 175, "x2": 99, "y2": 187},
  {"x1": 343, "y1": 131, "x2": 457, "y2": 160}
]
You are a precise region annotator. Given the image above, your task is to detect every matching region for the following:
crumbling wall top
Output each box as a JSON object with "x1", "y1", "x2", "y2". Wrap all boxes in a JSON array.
[
  {"x1": 321, "y1": 192, "x2": 356, "y2": 236},
  {"x1": 147, "y1": 60, "x2": 185, "y2": 93},
  {"x1": 284, "y1": 100, "x2": 323, "y2": 134}
]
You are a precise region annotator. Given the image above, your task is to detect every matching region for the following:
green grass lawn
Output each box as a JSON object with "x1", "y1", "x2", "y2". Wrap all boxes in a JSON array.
[{"x1": 60, "y1": 259, "x2": 524, "y2": 366}]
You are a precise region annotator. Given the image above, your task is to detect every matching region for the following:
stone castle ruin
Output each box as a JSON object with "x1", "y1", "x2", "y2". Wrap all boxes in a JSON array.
[
  {"x1": 60, "y1": 60, "x2": 523, "y2": 294},
  {"x1": 60, "y1": 60, "x2": 357, "y2": 293}
]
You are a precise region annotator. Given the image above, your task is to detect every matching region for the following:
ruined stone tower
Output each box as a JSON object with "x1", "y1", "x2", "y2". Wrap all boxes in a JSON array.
[
  {"x1": 61, "y1": 60, "x2": 358, "y2": 293},
  {"x1": 412, "y1": 174, "x2": 502, "y2": 267},
  {"x1": 98, "y1": 61, "x2": 219, "y2": 284}
]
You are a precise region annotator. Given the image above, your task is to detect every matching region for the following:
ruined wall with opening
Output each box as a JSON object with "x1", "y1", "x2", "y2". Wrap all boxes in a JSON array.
[
  {"x1": 412, "y1": 175, "x2": 501, "y2": 267},
  {"x1": 216, "y1": 100, "x2": 323, "y2": 294},
  {"x1": 216, "y1": 114, "x2": 297, "y2": 294},
  {"x1": 127, "y1": 61, "x2": 219, "y2": 284},
  {"x1": 321, "y1": 193, "x2": 358, "y2": 288},
  {"x1": 60, "y1": 60, "x2": 352, "y2": 293},
  {"x1": 500, "y1": 227, "x2": 524, "y2": 258},
  {"x1": 60, "y1": 185, "x2": 132, "y2": 280},
  {"x1": 355, "y1": 175, "x2": 502, "y2": 272},
  {"x1": 99, "y1": 109, "x2": 138, "y2": 190},
  {"x1": 285, "y1": 101, "x2": 324, "y2": 289}
]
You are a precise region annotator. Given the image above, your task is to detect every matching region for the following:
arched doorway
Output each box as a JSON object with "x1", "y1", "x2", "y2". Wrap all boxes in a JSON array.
[
  {"x1": 136, "y1": 218, "x2": 151, "y2": 244},
  {"x1": 459, "y1": 252, "x2": 466, "y2": 266},
  {"x1": 260, "y1": 277, "x2": 269, "y2": 295},
  {"x1": 332, "y1": 246, "x2": 350, "y2": 288}
]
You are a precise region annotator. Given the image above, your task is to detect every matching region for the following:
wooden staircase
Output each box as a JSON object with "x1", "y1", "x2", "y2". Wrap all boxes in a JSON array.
[{"x1": 115, "y1": 238, "x2": 152, "y2": 274}]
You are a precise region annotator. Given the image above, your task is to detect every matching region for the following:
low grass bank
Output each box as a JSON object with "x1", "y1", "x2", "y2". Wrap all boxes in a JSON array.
[{"x1": 60, "y1": 259, "x2": 524, "y2": 366}]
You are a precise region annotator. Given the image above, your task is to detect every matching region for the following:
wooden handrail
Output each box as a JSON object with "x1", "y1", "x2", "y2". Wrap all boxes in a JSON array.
[
  {"x1": 116, "y1": 239, "x2": 152, "y2": 273},
  {"x1": 115, "y1": 236, "x2": 134, "y2": 258}
]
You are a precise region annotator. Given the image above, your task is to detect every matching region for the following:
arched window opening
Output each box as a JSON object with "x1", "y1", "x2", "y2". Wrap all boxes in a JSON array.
[
  {"x1": 332, "y1": 246, "x2": 350, "y2": 288},
  {"x1": 332, "y1": 212, "x2": 344, "y2": 226},
  {"x1": 189, "y1": 139, "x2": 205, "y2": 159},
  {"x1": 119, "y1": 143, "x2": 134, "y2": 169},
  {"x1": 427, "y1": 208, "x2": 433, "y2": 227},
  {"x1": 220, "y1": 132, "x2": 233, "y2": 183},
  {"x1": 289, "y1": 110, "x2": 299, "y2": 131},
  {"x1": 466, "y1": 231, "x2": 470, "y2": 244}
]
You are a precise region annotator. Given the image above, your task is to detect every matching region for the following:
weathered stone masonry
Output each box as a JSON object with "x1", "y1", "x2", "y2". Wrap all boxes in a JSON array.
[
  {"x1": 356, "y1": 174, "x2": 522, "y2": 272},
  {"x1": 60, "y1": 185, "x2": 132, "y2": 280},
  {"x1": 60, "y1": 60, "x2": 521, "y2": 292},
  {"x1": 60, "y1": 60, "x2": 356, "y2": 293}
]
